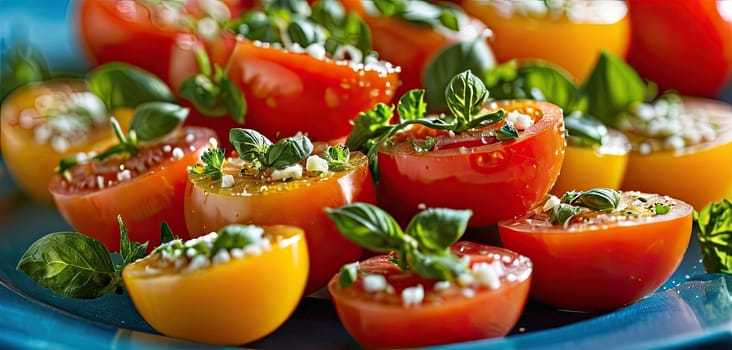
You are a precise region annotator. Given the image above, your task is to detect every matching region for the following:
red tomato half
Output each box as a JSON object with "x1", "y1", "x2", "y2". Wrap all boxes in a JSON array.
[
  {"x1": 328, "y1": 241, "x2": 532, "y2": 349},
  {"x1": 627, "y1": 0, "x2": 732, "y2": 97},
  {"x1": 376, "y1": 100, "x2": 566, "y2": 227},
  {"x1": 49, "y1": 127, "x2": 216, "y2": 251},
  {"x1": 219, "y1": 39, "x2": 400, "y2": 143},
  {"x1": 498, "y1": 191, "x2": 693, "y2": 312},
  {"x1": 184, "y1": 151, "x2": 376, "y2": 293}
]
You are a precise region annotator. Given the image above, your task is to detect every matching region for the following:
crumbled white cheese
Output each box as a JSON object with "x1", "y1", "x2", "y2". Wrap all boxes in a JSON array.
[
  {"x1": 172, "y1": 147, "x2": 185, "y2": 160},
  {"x1": 472, "y1": 262, "x2": 502, "y2": 290},
  {"x1": 117, "y1": 169, "x2": 132, "y2": 182},
  {"x1": 305, "y1": 155, "x2": 329, "y2": 172},
  {"x1": 401, "y1": 284, "x2": 425, "y2": 307},
  {"x1": 221, "y1": 174, "x2": 235, "y2": 188},
  {"x1": 433, "y1": 280, "x2": 452, "y2": 291},
  {"x1": 271, "y1": 164, "x2": 303, "y2": 181},
  {"x1": 363, "y1": 274, "x2": 389, "y2": 293}
]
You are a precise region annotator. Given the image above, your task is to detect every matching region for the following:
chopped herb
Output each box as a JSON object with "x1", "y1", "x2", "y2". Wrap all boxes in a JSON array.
[
  {"x1": 339, "y1": 262, "x2": 360, "y2": 288},
  {"x1": 190, "y1": 147, "x2": 227, "y2": 180},
  {"x1": 321, "y1": 145, "x2": 353, "y2": 171},
  {"x1": 655, "y1": 203, "x2": 672, "y2": 215},
  {"x1": 229, "y1": 128, "x2": 313, "y2": 172}
]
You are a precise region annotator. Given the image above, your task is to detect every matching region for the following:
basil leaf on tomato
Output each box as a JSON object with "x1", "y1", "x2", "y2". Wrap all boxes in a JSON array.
[
  {"x1": 322, "y1": 145, "x2": 353, "y2": 171},
  {"x1": 569, "y1": 188, "x2": 621, "y2": 212},
  {"x1": 118, "y1": 215, "x2": 148, "y2": 267},
  {"x1": 446, "y1": 70, "x2": 489, "y2": 126},
  {"x1": 160, "y1": 222, "x2": 177, "y2": 244},
  {"x1": 695, "y1": 199, "x2": 732, "y2": 274},
  {"x1": 397, "y1": 89, "x2": 428, "y2": 121},
  {"x1": 423, "y1": 33, "x2": 495, "y2": 112},
  {"x1": 267, "y1": 134, "x2": 313, "y2": 169},
  {"x1": 128, "y1": 102, "x2": 189, "y2": 142},
  {"x1": 582, "y1": 51, "x2": 648, "y2": 128},
  {"x1": 17, "y1": 232, "x2": 118, "y2": 299},
  {"x1": 345, "y1": 103, "x2": 394, "y2": 151},
  {"x1": 406, "y1": 208, "x2": 472, "y2": 253},
  {"x1": 230, "y1": 128, "x2": 274, "y2": 164},
  {"x1": 326, "y1": 203, "x2": 405, "y2": 253},
  {"x1": 410, "y1": 248, "x2": 469, "y2": 281},
  {"x1": 89, "y1": 62, "x2": 174, "y2": 111},
  {"x1": 288, "y1": 18, "x2": 327, "y2": 48}
]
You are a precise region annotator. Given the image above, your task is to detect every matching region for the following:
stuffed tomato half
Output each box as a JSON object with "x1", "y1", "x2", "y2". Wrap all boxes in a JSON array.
[
  {"x1": 184, "y1": 129, "x2": 375, "y2": 293},
  {"x1": 326, "y1": 203, "x2": 532, "y2": 349},
  {"x1": 498, "y1": 188, "x2": 692, "y2": 312},
  {"x1": 349, "y1": 70, "x2": 565, "y2": 227}
]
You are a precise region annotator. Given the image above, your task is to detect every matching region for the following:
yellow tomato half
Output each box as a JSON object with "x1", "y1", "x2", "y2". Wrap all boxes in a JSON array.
[
  {"x1": 0, "y1": 80, "x2": 132, "y2": 202},
  {"x1": 122, "y1": 225, "x2": 309, "y2": 345},
  {"x1": 551, "y1": 130, "x2": 630, "y2": 196},
  {"x1": 620, "y1": 97, "x2": 732, "y2": 209},
  {"x1": 463, "y1": 0, "x2": 630, "y2": 81}
]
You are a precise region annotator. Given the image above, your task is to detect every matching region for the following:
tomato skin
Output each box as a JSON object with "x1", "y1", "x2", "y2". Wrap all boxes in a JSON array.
[
  {"x1": 48, "y1": 127, "x2": 217, "y2": 251},
  {"x1": 0, "y1": 80, "x2": 133, "y2": 203},
  {"x1": 627, "y1": 0, "x2": 732, "y2": 97},
  {"x1": 376, "y1": 100, "x2": 566, "y2": 227},
  {"x1": 341, "y1": 0, "x2": 489, "y2": 97},
  {"x1": 462, "y1": 0, "x2": 630, "y2": 81},
  {"x1": 122, "y1": 225, "x2": 308, "y2": 345},
  {"x1": 620, "y1": 97, "x2": 732, "y2": 209},
  {"x1": 498, "y1": 194, "x2": 693, "y2": 312},
  {"x1": 184, "y1": 152, "x2": 376, "y2": 293},
  {"x1": 221, "y1": 39, "x2": 399, "y2": 143},
  {"x1": 328, "y1": 241, "x2": 532, "y2": 349}
]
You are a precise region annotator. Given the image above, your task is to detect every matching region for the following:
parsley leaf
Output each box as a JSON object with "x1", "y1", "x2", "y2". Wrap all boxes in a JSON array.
[
  {"x1": 321, "y1": 145, "x2": 353, "y2": 171},
  {"x1": 190, "y1": 147, "x2": 226, "y2": 180}
]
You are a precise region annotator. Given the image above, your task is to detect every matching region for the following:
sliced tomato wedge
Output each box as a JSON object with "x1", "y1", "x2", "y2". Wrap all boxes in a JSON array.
[
  {"x1": 376, "y1": 100, "x2": 566, "y2": 227},
  {"x1": 49, "y1": 126, "x2": 217, "y2": 251},
  {"x1": 498, "y1": 190, "x2": 693, "y2": 312},
  {"x1": 328, "y1": 241, "x2": 532, "y2": 349}
]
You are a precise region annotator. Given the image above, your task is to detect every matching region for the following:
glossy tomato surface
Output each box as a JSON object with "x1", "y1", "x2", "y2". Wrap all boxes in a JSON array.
[
  {"x1": 220, "y1": 39, "x2": 399, "y2": 144},
  {"x1": 123, "y1": 225, "x2": 308, "y2": 345},
  {"x1": 620, "y1": 97, "x2": 732, "y2": 209},
  {"x1": 49, "y1": 127, "x2": 216, "y2": 251},
  {"x1": 627, "y1": 0, "x2": 732, "y2": 97},
  {"x1": 341, "y1": 0, "x2": 489, "y2": 97},
  {"x1": 0, "y1": 80, "x2": 133, "y2": 203},
  {"x1": 463, "y1": 0, "x2": 630, "y2": 81},
  {"x1": 184, "y1": 151, "x2": 376, "y2": 293},
  {"x1": 498, "y1": 192, "x2": 693, "y2": 312},
  {"x1": 377, "y1": 100, "x2": 566, "y2": 227},
  {"x1": 328, "y1": 241, "x2": 532, "y2": 349}
]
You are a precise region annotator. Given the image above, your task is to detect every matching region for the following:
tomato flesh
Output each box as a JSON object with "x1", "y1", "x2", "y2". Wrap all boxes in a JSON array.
[
  {"x1": 49, "y1": 126, "x2": 217, "y2": 251},
  {"x1": 184, "y1": 151, "x2": 376, "y2": 293},
  {"x1": 376, "y1": 100, "x2": 566, "y2": 227},
  {"x1": 498, "y1": 192, "x2": 693, "y2": 312},
  {"x1": 123, "y1": 225, "x2": 308, "y2": 345},
  {"x1": 328, "y1": 241, "x2": 532, "y2": 349}
]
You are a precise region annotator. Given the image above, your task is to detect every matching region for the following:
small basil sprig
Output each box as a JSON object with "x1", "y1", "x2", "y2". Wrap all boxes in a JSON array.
[
  {"x1": 321, "y1": 144, "x2": 353, "y2": 171},
  {"x1": 326, "y1": 203, "x2": 472, "y2": 287},
  {"x1": 16, "y1": 216, "x2": 148, "y2": 299},
  {"x1": 56, "y1": 102, "x2": 189, "y2": 173},
  {"x1": 346, "y1": 70, "x2": 505, "y2": 182},
  {"x1": 695, "y1": 199, "x2": 732, "y2": 274},
  {"x1": 88, "y1": 63, "x2": 175, "y2": 111},
  {"x1": 546, "y1": 187, "x2": 621, "y2": 227},
  {"x1": 1, "y1": 42, "x2": 53, "y2": 101},
  {"x1": 179, "y1": 48, "x2": 246, "y2": 124},
  {"x1": 229, "y1": 128, "x2": 312, "y2": 171}
]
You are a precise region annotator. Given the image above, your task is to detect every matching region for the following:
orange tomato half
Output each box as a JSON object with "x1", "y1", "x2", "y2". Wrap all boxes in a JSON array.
[
  {"x1": 463, "y1": 0, "x2": 630, "y2": 81},
  {"x1": 123, "y1": 225, "x2": 308, "y2": 345},
  {"x1": 499, "y1": 191, "x2": 692, "y2": 312}
]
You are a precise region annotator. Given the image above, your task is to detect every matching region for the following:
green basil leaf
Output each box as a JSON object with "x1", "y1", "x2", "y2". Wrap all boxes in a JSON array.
[
  {"x1": 128, "y1": 102, "x2": 189, "y2": 142},
  {"x1": 445, "y1": 69, "x2": 489, "y2": 127},
  {"x1": 311, "y1": 0, "x2": 346, "y2": 30},
  {"x1": 695, "y1": 199, "x2": 732, "y2": 274},
  {"x1": 321, "y1": 145, "x2": 353, "y2": 171},
  {"x1": 408, "y1": 136, "x2": 437, "y2": 152},
  {"x1": 582, "y1": 51, "x2": 648, "y2": 128},
  {"x1": 409, "y1": 249, "x2": 469, "y2": 281},
  {"x1": 405, "y1": 208, "x2": 471, "y2": 253},
  {"x1": 482, "y1": 60, "x2": 519, "y2": 99},
  {"x1": 233, "y1": 10, "x2": 283, "y2": 44},
  {"x1": 549, "y1": 203, "x2": 582, "y2": 227},
  {"x1": 332, "y1": 12, "x2": 372, "y2": 57},
  {"x1": 262, "y1": 0, "x2": 312, "y2": 17},
  {"x1": 213, "y1": 225, "x2": 264, "y2": 253},
  {"x1": 397, "y1": 89, "x2": 428, "y2": 121},
  {"x1": 325, "y1": 203, "x2": 405, "y2": 252},
  {"x1": 190, "y1": 147, "x2": 226, "y2": 180},
  {"x1": 1, "y1": 42, "x2": 52, "y2": 101},
  {"x1": 118, "y1": 215, "x2": 148, "y2": 267},
  {"x1": 89, "y1": 62, "x2": 174, "y2": 111},
  {"x1": 220, "y1": 79, "x2": 246, "y2": 124},
  {"x1": 160, "y1": 222, "x2": 177, "y2": 244},
  {"x1": 424, "y1": 34, "x2": 495, "y2": 112},
  {"x1": 563, "y1": 112, "x2": 608, "y2": 147},
  {"x1": 570, "y1": 188, "x2": 620, "y2": 211},
  {"x1": 17, "y1": 232, "x2": 118, "y2": 299},
  {"x1": 288, "y1": 18, "x2": 327, "y2": 48},
  {"x1": 266, "y1": 134, "x2": 313, "y2": 169},
  {"x1": 516, "y1": 63, "x2": 578, "y2": 111},
  {"x1": 655, "y1": 203, "x2": 671, "y2": 215},
  {"x1": 338, "y1": 262, "x2": 359, "y2": 288},
  {"x1": 230, "y1": 128, "x2": 273, "y2": 164},
  {"x1": 496, "y1": 122, "x2": 519, "y2": 141},
  {"x1": 345, "y1": 103, "x2": 395, "y2": 152}
]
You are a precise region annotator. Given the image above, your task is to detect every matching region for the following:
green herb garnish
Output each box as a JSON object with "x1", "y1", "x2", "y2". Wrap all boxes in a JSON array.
[
  {"x1": 321, "y1": 145, "x2": 353, "y2": 171},
  {"x1": 88, "y1": 63, "x2": 175, "y2": 111},
  {"x1": 326, "y1": 203, "x2": 471, "y2": 285},
  {"x1": 190, "y1": 147, "x2": 227, "y2": 180},
  {"x1": 695, "y1": 199, "x2": 732, "y2": 274},
  {"x1": 229, "y1": 128, "x2": 313, "y2": 171},
  {"x1": 16, "y1": 215, "x2": 148, "y2": 299},
  {"x1": 545, "y1": 187, "x2": 622, "y2": 226}
]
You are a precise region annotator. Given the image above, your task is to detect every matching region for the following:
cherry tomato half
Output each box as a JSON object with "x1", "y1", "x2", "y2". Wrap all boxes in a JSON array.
[
  {"x1": 376, "y1": 100, "x2": 566, "y2": 227},
  {"x1": 0, "y1": 80, "x2": 132, "y2": 203},
  {"x1": 49, "y1": 126, "x2": 216, "y2": 251},
  {"x1": 184, "y1": 150, "x2": 376, "y2": 293},
  {"x1": 498, "y1": 191, "x2": 692, "y2": 312},
  {"x1": 620, "y1": 97, "x2": 732, "y2": 209},
  {"x1": 463, "y1": 0, "x2": 630, "y2": 81},
  {"x1": 627, "y1": 0, "x2": 732, "y2": 97},
  {"x1": 123, "y1": 225, "x2": 308, "y2": 345},
  {"x1": 219, "y1": 39, "x2": 399, "y2": 143},
  {"x1": 328, "y1": 241, "x2": 532, "y2": 349}
]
